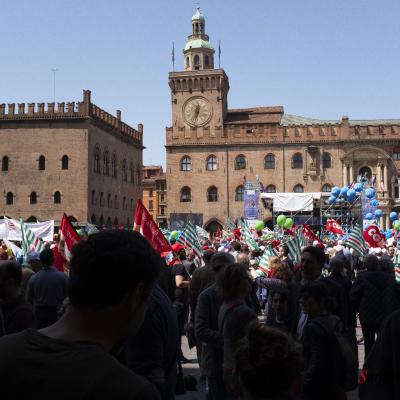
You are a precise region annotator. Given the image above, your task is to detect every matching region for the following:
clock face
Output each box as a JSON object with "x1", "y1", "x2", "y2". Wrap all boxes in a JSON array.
[{"x1": 183, "y1": 97, "x2": 212, "y2": 127}]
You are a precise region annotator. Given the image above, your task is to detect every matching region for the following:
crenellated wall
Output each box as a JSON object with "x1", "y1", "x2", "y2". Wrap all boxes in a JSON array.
[{"x1": 0, "y1": 90, "x2": 143, "y2": 147}]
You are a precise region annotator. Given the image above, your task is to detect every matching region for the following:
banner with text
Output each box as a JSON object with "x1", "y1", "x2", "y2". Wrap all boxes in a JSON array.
[{"x1": 244, "y1": 184, "x2": 259, "y2": 220}]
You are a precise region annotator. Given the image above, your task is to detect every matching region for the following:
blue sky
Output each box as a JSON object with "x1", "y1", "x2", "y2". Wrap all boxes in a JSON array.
[{"x1": 1, "y1": 0, "x2": 399, "y2": 167}]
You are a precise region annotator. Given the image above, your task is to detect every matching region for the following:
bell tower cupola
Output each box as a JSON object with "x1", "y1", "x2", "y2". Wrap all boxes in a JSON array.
[{"x1": 183, "y1": 6, "x2": 215, "y2": 71}]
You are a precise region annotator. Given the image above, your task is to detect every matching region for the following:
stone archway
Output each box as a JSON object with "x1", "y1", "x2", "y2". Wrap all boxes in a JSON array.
[
  {"x1": 204, "y1": 219, "x2": 223, "y2": 235},
  {"x1": 341, "y1": 145, "x2": 395, "y2": 230}
]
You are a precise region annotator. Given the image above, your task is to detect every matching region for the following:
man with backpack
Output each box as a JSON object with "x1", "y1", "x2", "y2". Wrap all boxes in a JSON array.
[{"x1": 300, "y1": 281, "x2": 356, "y2": 400}]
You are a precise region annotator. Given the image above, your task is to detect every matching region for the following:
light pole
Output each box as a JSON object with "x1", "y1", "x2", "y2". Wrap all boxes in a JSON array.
[{"x1": 51, "y1": 68, "x2": 58, "y2": 103}]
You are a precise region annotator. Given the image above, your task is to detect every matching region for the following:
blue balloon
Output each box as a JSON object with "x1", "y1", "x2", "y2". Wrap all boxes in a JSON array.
[
  {"x1": 365, "y1": 188, "x2": 376, "y2": 199},
  {"x1": 370, "y1": 199, "x2": 380, "y2": 207},
  {"x1": 331, "y1": 186, "x2": 341, "y2": 197},
  {"x1": 354, "y1": 183, "x2": 363, "y2": 192},
  {"x1": 386, "y1": 231, "x2": 393, "y2": 239},
  {"x1": 346, "y1": 189, "x2": 356, "y2": 202},
  {"x1": 390, "y1": 212, "x2": 398, "y2": 220},
  {"x1": 340, "y1": 186, "x2": 349, "y2": 196},
  {"x1": 375, "y1": 209, "x2": 383, "y2": 218},
  {"x1": 328, "y1": 196, "x2": 336, "y2": 204},
  {"x1": 365, "y1": 213, "x2": 374, "y2": 220}
]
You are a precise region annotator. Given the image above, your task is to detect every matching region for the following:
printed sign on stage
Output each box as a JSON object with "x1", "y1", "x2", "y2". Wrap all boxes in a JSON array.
[{"x1": 170, "y1": 213, "x2": 203, "y2": 231}]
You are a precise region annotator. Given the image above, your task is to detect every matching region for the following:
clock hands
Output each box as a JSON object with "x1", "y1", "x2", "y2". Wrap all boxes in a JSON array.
[{"x1": 193, "y1": 104, "x2": 201, "y2": 123}]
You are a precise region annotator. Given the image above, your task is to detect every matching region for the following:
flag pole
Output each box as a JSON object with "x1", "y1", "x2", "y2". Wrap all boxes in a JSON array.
[
  {"x1": 218, "y1": 40, "x2": 221, "y2": 68},
  {"x1": 172, "y1": 42, "x2": 175, "y2": 72}
]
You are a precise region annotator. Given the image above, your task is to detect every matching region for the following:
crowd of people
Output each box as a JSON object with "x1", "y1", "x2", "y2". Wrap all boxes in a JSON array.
[{"x1": 0, "y1": 228, "x2": 400, "y2": 399}]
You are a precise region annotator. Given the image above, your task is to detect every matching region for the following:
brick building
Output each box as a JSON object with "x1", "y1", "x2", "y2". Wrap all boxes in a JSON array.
[
  {"x1": 142, "y1": 166, "x2": 167, "y2": 227},
  {"x1": 166, "y1": 7, "x2": 400, "y2": 232},
  {"x1": 0, "y1": 90, "x2": 143, "y2": 227}
]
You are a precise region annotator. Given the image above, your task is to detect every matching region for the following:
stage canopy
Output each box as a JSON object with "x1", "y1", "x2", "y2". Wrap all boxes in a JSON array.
[{"x1": 260, "y1": 192, "x2": 322, "y2": 212}]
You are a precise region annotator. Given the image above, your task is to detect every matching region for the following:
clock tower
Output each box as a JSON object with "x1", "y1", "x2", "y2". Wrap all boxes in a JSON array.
[{"x1": 168, "y1": 6, "x2": 229, "y2": 135}]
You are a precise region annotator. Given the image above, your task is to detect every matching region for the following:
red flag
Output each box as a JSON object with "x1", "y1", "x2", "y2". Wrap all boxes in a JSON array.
[
  {"x1": 326, "y1": 219, "x2": 344, "y2": 235},
  {"x1": 363, "y1": 225, "x2": 386, "y2": 248},
  {"x1": 302, "y1": 224, "x2": 324, "y2": 249},
  {"x1": 60, "y1": 213, "x2": 81, "y2": 261},
  {"x1": 216, "y1": 226, "x2": 222, "y2": 238},
  {"x1": 134, "y1": 200, "x2": 173, "y2": 253}
]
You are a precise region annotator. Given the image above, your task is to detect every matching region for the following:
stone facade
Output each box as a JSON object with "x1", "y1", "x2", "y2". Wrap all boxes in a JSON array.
[
  {"x1": 166, "y1": 7, "x2": 400, "y2": 231},
  {"x1": 142, "y1": 166, "x2": 167, "y2": 226},
  {"x1": 0, "y1": 90, "x2": 143, "y2": 226}
]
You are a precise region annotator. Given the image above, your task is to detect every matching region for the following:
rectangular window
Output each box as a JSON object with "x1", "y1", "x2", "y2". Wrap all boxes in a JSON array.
[
  {"x1": 149, "y1": 200, "x2": 154, "y2": 211},
  {"x1": 393, "y1": 152, "x2": 400, "y2": 160}
]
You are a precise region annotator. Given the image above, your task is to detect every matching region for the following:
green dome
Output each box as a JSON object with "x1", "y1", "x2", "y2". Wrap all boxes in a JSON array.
[
  {"x1": 192, "y1": 7, "x2": 205, "y2": 21},
  {"x1": 184, "y1": 39, "x2": 214, "y2": 51}
]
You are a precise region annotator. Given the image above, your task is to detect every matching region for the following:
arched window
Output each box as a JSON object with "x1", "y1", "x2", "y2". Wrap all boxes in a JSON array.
[
  {"x1": 107, "y1": 194, "x2": 112, "y2": 208},
  {"x1": 106, "y1": 217, "x2": 112, "y2": 227},
  {"x1": 2, "y1": 156, "x2": 9, "y2": 171},
  {"x1": 130, "y1": 163, "x2": 134, "y2": 183},
  {"x1": 91, "y1": 190, "x2": 96, "y2": 205},
  {"x1": 114, "y1": 217, "x2": 119, "y2": 226},
  {"x1": 293, "y1": 184, "x2": 304, "y2": 193},
  {"x1": 103, "y1": 149, "x2": 109, "y2": 175},
  {"x1": 111, "y1": 153, "x2": 117, "y2": 178},
  {"x1": 94, "y1": 145, "x2": 101, "y2": 173},
  {"x1": 322, "y1": 184, "x2": 331, "y2": 193},
  {"x1": 6, "y1": 192, "x2": 13, "y2": 205},
  {"x1": 322, "y1": 152, "x2": 332, "y2": 168},
  {"x1": 206, "y1": 155, "x2": 217, "y2": 171},
  {"x1": 235, "y1": 185, "x2": 244, "y2": 202},
  {"x1": 205, "y1": 55, "x2": 209, "y2": 66},
  {"x1": 186, "y1": 57, "x2": 190, "y2": 68},
  {"x1": 264, "y1": 154, "x2": 275, "y2": 169},
  {"x1": 130, "y1": 199, "x2": 134, "y2": 211},
  {"x1": 194, "y1": 55, "x2": 200, "y2": 65},
  {"x1": 114, "y1": 195, "x2": 118, "y2": 209},
  {"x1": 91, "y1": 214, "x2": 97, "y2": 224},
  {"x1": 30, "y1": 192, "x2": 37, "y2": 204},
  {"x1": 38, "y1": 155, "x2": 45, "y2": 170},
  {"x1": 54, "y1": 191, "x2": 61, "y2": 204},
  {"x1": 99, "y1": 216, "x2": 105, "y2": 225},
  {"x1": 266, "y1": 185, "x2": 276, "y2": 193},
  {"x1": 207, "y1": 186, "x2": 218, "y2": 202},
  {"x1": 122, "y1": 159, "x2": 127, "y2": 182},
  {"x1": 123, "y1": 197, "x2": 126, "y2": 210},
  {"x1": 61, "y1": 155, "x2": 69, "y2": 170},
  {"x1": 100, "y1": 192, "x2": 104, "y2": 207},
  {"x1": 235, "y1": 155, "x2": 246, "y2": 170},
  {"x1": 181, "y1": 156, "x2": 192, "y2": 171},
  {"x1": 180, "y1": 187, "x2": 191, "y2": 202},
  {"x1": 292, "y1": 153, "x2": 303, "y2": 169}
]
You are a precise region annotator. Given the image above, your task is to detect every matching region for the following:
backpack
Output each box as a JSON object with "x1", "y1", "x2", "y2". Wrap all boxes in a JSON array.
[{"x1": 312, "y1": 318, "x2": 358, "y2": 391}]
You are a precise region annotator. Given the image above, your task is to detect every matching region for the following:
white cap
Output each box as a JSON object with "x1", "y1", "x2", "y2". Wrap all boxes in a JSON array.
[
  {"x1": 335, "y1": 245, "x2": 343, "y2": 252},
  {"x1": 338, "y1": 240, "x2": 343, "y2": 245},
  {"x1": 313, "y1": 240, "x2": 319, "y2": 246},
  {"x1": 375, "y1": 248, "x2": 382, "y2": 254},
  {"x1": 382, "y1": 248, "x2": 387, "y2": 254}
]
